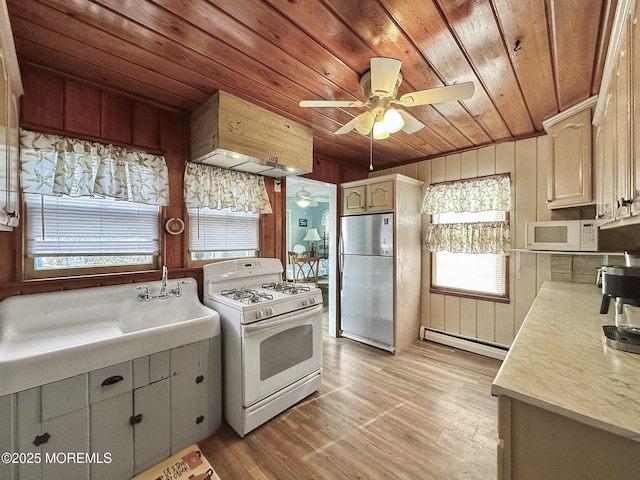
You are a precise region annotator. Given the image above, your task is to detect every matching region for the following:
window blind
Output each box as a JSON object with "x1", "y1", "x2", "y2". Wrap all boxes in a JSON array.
[
  {"x1": 188, "y1": 207, "x2": 259, "y2": 252},
  {"x1": 433, "y1": 252, "x2": 506, "y2": 295},
  {"x1": 25, "y1": 193, "x2": 160, "y2": 256},
  {"x1": 431, "y1": 210, "x2": 507, "y2": 296}
]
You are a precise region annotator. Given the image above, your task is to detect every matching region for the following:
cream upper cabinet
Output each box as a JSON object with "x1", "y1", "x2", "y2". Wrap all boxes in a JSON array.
[
  {"x1": 595, "y1": 92, "x2": 617, "y2": 224},
  {"x1": 594, "y1": 0, "x2": 640, "y2": 227},
  {"x1": 632, "y1": 0, "x2": 640, "y2": 216},
  {"x1": 0, "y1": 0, "x2": 22, "y2": 231},
  {"x1": 342, "y1": 179, "x2": 394, "y2": 215},
  {"x1": 543, "y1": 97, "x2": 597, "y2": 209}
]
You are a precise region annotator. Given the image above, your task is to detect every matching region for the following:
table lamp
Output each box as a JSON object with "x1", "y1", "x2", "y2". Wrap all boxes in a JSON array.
[{"x1": 303, "y1": 228, "x2": 321, "y2": 256}]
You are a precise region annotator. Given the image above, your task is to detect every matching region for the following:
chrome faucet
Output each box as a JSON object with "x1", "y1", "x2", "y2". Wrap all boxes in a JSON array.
[{"x1": 160, "y1": 265, "x2": 168, "y2": 298}]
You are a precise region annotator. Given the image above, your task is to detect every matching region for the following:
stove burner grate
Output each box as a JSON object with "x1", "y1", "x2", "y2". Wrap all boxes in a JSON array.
[
  {"x1": 262, "y1": 282, "x2": 311, "y2": 295},
  {"x1": 221, "y1": 288, "x2": 257, "y2": 301}
]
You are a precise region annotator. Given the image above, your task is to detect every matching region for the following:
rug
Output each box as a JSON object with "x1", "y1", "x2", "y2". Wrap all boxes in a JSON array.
[{"x1": 132, "y1": 444, "x2": 220, "y2": 480}]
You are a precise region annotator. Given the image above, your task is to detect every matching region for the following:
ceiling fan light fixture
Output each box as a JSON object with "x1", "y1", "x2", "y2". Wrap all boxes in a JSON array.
[
  {"x1": 373, "y1": 121, "x2": 390, "y2": 140},
  {"x1": 296, "y1": 198, "x2": 310, "y2": 208},
  {"x1": 383, "y1": 108, "x2": 404, "y2": 133}
]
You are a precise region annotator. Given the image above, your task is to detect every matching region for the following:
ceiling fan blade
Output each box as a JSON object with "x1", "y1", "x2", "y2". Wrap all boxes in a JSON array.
[
  {"x1": 299, "y1": 99, "x2": 366, "y2": 108},
  {"x1": 397, "y1": 109, "x2": 426, "y2": 134},
  {"x1": 354, "y1": 111, "x2": 375, "y2": 135},
  {"x1": 334, "y1": 117, "x2": 359, "y2": 135},
  {"x1": 335, "y1": 111, "x2": 375, "y2": 135},
  {"x1": 370, "y1": 57, "x2": 402, "y2": 97},
  {"x1": 398, "y1": 81, "x2": 475, "y2": 106}
]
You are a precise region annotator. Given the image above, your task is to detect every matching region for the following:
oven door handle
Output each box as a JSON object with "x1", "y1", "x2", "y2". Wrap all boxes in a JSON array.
[{"x1": 244, "y1": 304, "x2": 323, "y2": 336}]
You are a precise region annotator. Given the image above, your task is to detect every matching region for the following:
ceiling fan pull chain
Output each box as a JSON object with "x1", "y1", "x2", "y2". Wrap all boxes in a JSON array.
[{"x1": 369, "y1": 130, "x2": 374, "y2": 171}]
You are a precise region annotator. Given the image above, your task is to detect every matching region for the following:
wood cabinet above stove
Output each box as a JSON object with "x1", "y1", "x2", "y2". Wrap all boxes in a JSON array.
[{"x1": 191, "y1": 91, "x2": 313, "y2": 178}]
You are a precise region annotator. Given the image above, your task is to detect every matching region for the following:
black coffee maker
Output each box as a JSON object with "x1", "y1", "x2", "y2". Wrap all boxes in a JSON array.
[{"x1": 600, "y1": 266, "x2": 640, "y2": 353}]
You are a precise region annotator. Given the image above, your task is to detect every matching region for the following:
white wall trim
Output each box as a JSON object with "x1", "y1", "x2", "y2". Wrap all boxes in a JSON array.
[{"x1": 420, "y1": 326, "x2": 508, "y2": 361}]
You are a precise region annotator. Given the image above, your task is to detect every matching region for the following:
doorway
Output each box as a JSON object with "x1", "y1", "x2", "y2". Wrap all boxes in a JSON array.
[{"x1": 286, "y1": 177, "x2": 337, "y2": 337}]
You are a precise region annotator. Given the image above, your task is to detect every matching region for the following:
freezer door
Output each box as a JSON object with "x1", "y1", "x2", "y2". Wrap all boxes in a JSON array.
[
  {"x1": 340, "y1": 254, "x2": 394, "y2": 349},
  {"x1": 340, "y1": 213, "x2": 393, "y2": 256}
]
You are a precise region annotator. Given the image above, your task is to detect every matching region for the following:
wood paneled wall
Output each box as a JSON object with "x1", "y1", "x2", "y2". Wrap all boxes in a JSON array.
[
  {"x1": 0, "y1": 65, "x2": 367, "y2": 300},
  {"x1": 372, "y1": 136, "x2": 553, "y2": 347}
]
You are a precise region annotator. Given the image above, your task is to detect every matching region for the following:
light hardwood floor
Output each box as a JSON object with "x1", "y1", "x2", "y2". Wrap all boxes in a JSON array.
[{"x1": 200, "y1": 320, "x2": 502, "y2": 479}]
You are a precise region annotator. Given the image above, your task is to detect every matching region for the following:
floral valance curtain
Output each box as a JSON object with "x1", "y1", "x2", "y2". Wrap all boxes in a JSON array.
[
  {"x1": 421, "y1": 174, "x2": 511, "y2": 214},
  {"x1": 183, "y1": 162, "x2": 273, "y2": 214},
  {"x1": 423, "y1": 174, "x2": 512, "y2": 255},
  {"x1": 425, "y1": 221, "x2": 511, "y2": 255},
  {"x1": 20, "y1": 129, "x2": 169, "y2": 205}
]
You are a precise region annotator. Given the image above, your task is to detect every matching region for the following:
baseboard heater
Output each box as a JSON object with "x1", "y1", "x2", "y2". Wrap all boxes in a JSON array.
[{"x1": 419, "y1": 326, "x2": 509, "y2": 361}]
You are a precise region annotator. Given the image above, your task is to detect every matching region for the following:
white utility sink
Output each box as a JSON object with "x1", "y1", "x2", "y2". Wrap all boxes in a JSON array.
[{"x1": 0, "y1": 278, "x2": 220, "y2": 396}]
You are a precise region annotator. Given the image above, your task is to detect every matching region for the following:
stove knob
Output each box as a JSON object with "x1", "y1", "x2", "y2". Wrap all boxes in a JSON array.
[
  {"x1": 267, "y1": 307, "x2": 275, "y2": 316},
  {"x1": 256, "y1": 309, "x2": 264, "y2": 320},
  {"x1": 308, "y1": 297, "x2": 316, "y2": 305},
  {"x1": 301, "y1": 298, "x2": 308, "y2": 307}
]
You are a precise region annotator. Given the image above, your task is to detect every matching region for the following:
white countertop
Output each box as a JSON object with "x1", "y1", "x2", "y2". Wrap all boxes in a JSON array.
[{"x1": 491, "y1": 281, "x2": 640, "y2": 441}]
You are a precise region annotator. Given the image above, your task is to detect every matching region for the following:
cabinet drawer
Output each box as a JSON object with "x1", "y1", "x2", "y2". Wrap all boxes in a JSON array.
[
  {"x1": 42, "y1": 374, "x2": 88, "y2": 421},
  {"x1": 89, "y1": 362, "x2": 132, "y2": 404},
  {"x1": 170, "y1": 342, "x2": 200, "y2": 376}
]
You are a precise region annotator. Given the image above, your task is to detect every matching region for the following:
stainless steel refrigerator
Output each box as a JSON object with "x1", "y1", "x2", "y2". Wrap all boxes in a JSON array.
[{"x1": 339, "y1": 212, "x2": 394, "y2": 352}]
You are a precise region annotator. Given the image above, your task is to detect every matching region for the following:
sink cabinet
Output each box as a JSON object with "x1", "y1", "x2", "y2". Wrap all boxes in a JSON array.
[{"x1": 0, "y1": 337, "x2": 221, "y2": 480}]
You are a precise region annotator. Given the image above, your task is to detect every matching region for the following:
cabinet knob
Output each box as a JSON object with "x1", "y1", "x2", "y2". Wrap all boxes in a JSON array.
[
  {"x1": 195, "y1": 375, "x2": 205, "y2": 384},
  {"x1": 196, "y1": 415, "x2": 205, "y2": 425},
  {"x1": 596, "y1": 214, "x2": 605, "y2": 220},
  {"x1": 546, "y1": 199, "x2": 552, "y2": 203},
  {"x1": 33, "y1": 432, "x2": 51, "y2": 447},
  {"x1": 129, "y1": 414, "x2": 143, "y2": 426}
]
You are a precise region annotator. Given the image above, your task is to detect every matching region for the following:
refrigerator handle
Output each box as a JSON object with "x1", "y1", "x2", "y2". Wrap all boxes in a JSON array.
[{"x1": 338, "y1": 234, "x2": 344, "y2": 289}]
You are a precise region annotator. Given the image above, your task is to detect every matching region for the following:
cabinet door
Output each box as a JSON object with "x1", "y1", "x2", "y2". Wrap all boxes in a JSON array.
[
  {"x1": 41, "y1": 407, "x2": 89, "y2": 480},
  {"x1": 90, "y1": 392, "x2": 133, "y2": 480},
  {"x1": 6, "y1": 92, "x2": 18, "y2": 224},
  {"x1": 367, "y1": 180, "x2": 394, "y2": 212},
  {"x1": 343, "y1": 185, "x2": 366, "y2": 215},
  {"x1": 17, "y1": 376, "x2": 90, "y2": 480},
  {"x1": 0, "y1": 394, "x2": 17, "y2": 480},
  {"x1": 170, "y1": 365, "x2": 209, "y2": 454},
  {"x1": 546, "y1": 108, "x2": 593, "y2": 208},
  {"x1": 0, "y1": 51, "x2": 9, "y2": 231},
  {"x1": 632, "y1": 0, "x2": 640, "y2": 215},
  {"x1": 599, "y1": 92, "x2": 617, "y2": 223},
  {"x1": 16, "y1": 388, "x2": 41, "y2": 480},
  {"x1": 615, "y1": 19, "x2": 632, "y2": 220},
  {"x1": 133, "y1": 379, "x2": 170, "y2": 475}
]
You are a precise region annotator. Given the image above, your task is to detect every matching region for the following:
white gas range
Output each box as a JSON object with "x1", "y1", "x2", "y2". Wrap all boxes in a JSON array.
[{"x1": 203, "y1": 258, "x2": 323, "y2": 437}]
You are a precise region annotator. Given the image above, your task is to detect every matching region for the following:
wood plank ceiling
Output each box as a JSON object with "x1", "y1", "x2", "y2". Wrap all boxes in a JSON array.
[{"x1": 6, "y1": 0, "x2": 617, "y2": 171}]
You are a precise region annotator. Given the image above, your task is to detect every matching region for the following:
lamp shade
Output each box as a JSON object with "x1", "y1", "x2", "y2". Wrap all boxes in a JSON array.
[
  {"x1": 384, "y1": 108, "x2": 405, "y2": 133},
  {"x1": 372, "y1": 121, "x2": 389, "y2": 139},
  {"x1": 303, "y1": 228, "x2": 322, "y2": 242}
]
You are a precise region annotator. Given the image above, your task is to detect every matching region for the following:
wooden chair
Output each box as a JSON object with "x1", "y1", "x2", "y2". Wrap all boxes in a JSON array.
[{"x1": 292, "y1": 256, "x2": 320, "y2": 286}]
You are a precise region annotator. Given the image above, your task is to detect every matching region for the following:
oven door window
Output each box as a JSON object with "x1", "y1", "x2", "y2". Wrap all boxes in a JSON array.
[{"x1": 260, "y1": 325, "x2": 313, "y2": 380}]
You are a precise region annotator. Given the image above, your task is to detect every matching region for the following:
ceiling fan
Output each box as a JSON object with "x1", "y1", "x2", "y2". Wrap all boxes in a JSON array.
[
  {"x1": 299, "y1": 57, "x2": 475, "y2": 139},
  {"x1": 292, "y1": 184, "x2": 319, "y2": 208}
]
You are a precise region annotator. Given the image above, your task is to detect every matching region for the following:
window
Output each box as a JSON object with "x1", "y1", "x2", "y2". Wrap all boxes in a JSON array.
[
  {"x1": 431, "y1": 211, "x2": 507, "y2": 298},
  {"x1": 25, "y1": 193, "x2": 160, "y2": 273},
  {"x1": 188, "y1": 207, "x2": 259, "y2": 261},
  {"x1": 423, "y1": 174, "x2": 511, "y2": 302}
]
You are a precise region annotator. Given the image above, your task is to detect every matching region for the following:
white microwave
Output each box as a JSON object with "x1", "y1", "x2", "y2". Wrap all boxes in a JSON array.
[{"x1": 525, "y1": 220, "x2": 598, "y2": 251}]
